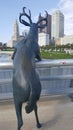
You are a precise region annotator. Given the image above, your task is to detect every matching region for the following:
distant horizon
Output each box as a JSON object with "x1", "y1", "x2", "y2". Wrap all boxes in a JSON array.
[{"x1": 0, "y1": 0, "x2": 73, "y2": 43}]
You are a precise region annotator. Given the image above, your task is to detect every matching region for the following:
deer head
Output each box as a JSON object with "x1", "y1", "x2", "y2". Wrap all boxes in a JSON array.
[{"x1": 19, "y1": 7, "x2": 48, "y2": 29}]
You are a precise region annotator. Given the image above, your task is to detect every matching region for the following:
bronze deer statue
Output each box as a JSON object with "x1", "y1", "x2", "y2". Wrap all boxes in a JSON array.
[{"x1": 12, "y1": 7, "x2": 47, "y2": 130}]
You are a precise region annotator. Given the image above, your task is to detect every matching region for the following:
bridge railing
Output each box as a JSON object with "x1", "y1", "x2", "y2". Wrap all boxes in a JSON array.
[{"x1": 0, "y1": 59, "x2": 73, "y2": 99}]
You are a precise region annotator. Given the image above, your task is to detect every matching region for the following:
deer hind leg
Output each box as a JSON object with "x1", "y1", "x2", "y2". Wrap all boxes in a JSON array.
[
  {"x1": 15, "y1": 102, "x2": 23, "y2": 130},
  {"x1": 25, "y1": 92, "x2": 36, "y2": 113},
  {"x1": 34, "y1": 104, "x2": 41, "y2": 128}
]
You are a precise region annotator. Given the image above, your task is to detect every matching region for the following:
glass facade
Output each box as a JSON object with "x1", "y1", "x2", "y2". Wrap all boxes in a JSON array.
[{"x1": 51, "y1": 10, "x2": 64, "y2": 39}]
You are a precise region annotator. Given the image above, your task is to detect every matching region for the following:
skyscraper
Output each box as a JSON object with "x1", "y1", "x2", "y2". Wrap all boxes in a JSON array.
[
  {"x1": 51, "y1": 10, "x2": 64, "y2": 39},
  {"x1": 12, "y1": 19, "x2": 20, "y2": 41},
  {"x1": 7, "y1": 19, "x2": 24, "y2": 47},
  {"x1": 38, "y1": 13, "x2": 51, "y2": 39}
]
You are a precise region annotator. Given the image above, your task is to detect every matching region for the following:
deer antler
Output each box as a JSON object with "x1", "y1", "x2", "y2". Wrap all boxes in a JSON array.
[
  {"x1": 19, "y1": 7, "x2": 32, "y2": 26},
  {"x1": 23, "y1": 7, "x2": 32, "y2": 24},
  {"x1": 37, "y1": 11, "x2": 48, "y2": 28}
]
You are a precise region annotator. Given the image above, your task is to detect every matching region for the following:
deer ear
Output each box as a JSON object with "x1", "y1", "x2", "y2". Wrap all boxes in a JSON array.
[
  {"x1": 37, "y1": 11, "x2": 48, "y2": 29},
  {"x1": 37, "y1": 18, "x2": 47, "y2": 29}
]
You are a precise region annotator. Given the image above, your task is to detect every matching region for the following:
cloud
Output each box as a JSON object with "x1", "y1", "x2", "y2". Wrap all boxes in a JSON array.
[{"x1": 58, "y1": 0, "x2": 73, "y2": 35}]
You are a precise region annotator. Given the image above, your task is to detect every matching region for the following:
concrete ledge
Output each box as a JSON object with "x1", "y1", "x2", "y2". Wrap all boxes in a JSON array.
[
  {"x1": 40, "y1": 94, "x2": 68, "y2": 101},
  {"x1": 0, "y1": 94, "x2": 69, "y2": 105}
]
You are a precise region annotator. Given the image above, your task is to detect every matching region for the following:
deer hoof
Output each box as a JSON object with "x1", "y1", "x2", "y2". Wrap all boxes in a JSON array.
[
  {"x1": 37, "y1": 123, "x2": 42, "y2": 128},
  {"x1": 25, "y1": 105, "x2": 33, "y2": 113}
]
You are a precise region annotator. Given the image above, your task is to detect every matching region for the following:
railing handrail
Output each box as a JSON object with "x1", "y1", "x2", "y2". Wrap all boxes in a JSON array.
[
  {"x1": 0, "y1": 62, "x2": 13, "y2": 69},
  {"x1": 36, "y1": 59, "x2": 73, "y2": 68},
  {"x1": 0, "y1": 59, "x2": 73, "y2": 69}
]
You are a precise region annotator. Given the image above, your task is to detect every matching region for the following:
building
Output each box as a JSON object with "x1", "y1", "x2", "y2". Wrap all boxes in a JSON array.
[
  {"x1": 12, "y1": 19, "x2": 20, "y2": 41},
  {"x1": 51, "y1": 10, "x2": 64, "y2": 39},
  {"x1": 38, "y1": 33, "x2": 49, "y2": 46},
  {"x1": 38, "y1": 13, "x2": 51, "y2": 39},
  {"x1": 7, "y1": 19, "x2": 24, "y2": 47},
  {"x1": 55, "y1": 35, "x2": 73, "y2": 46},
  {"x1": 60, "y1": 35, "x2": 73, "y2": 45},
  {"x1": 55, "y1": 38, "x2": 61, "y2": 45},
  {"x1": 22, "y1": 29, "x2": 28, "y2": 37}
]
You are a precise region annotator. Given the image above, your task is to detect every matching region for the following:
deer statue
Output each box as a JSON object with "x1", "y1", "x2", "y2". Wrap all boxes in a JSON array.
[{"x1": 12, "y1": 7, "x2": 48, "y2": 130}]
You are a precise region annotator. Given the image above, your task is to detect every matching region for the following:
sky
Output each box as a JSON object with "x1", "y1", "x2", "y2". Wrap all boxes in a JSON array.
[{"x1": 0, "y1": 0, "x2": 73, "y2": 43}]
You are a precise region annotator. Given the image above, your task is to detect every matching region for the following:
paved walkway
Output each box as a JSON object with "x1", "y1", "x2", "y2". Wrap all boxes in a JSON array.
[{"x1": 0, "y1": 96, "x2": 73, "y2": 130}]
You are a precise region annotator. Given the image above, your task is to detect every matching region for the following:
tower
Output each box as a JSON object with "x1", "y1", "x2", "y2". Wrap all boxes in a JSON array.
[
  {"x1": 12, "y1": 19, "x2": 20, "y2": 41},
  {"x1": 7, "y1": 19, "x2": 24, "y2": 47},
  {"x1": 51, "y1": 10, "x2": 64, "y2": 39}
]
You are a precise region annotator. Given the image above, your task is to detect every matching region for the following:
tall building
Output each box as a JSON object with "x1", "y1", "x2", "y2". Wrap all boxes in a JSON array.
[
  {"x1": 12, "y1": 19, "x2": 20, "y2": 41},
  {"x1": 51, "y1": 10, "x2": 64, "y2": 39},
  {"x1": 38, "y1": 13, "x2": 51, "y2": 39},
  {"x1": 7, "y1": 19, "x2": 24, "y2": 47}
]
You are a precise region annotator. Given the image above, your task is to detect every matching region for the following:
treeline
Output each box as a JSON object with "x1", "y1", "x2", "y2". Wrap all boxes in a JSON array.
[
  {"x1": 0, "y1": 43, "x2": 73, "y2": 52},
  {"x1": 40, "y1": 44, "x2": 73, "y2": 52},
  {"x1": 0, "y1": 42, "x2": 14, "y2": 51}
]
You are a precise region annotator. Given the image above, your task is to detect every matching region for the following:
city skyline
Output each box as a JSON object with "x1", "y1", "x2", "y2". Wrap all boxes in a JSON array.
[{"x1": 0, "y1": 0, "x2": 73, "y2": 43}]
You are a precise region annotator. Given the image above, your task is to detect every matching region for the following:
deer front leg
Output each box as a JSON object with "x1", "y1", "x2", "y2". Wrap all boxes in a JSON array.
[
  {"x1": 34, "y1": 104, "x2": 41, "y2": 128},
  {"x1": 15, "y1": 102, "x2": 23, "y2": 130}
]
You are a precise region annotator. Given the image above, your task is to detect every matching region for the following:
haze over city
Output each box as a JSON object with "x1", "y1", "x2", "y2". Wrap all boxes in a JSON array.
[{"x1": 0, "y1": 0, "x2": 73, "y2": 43}]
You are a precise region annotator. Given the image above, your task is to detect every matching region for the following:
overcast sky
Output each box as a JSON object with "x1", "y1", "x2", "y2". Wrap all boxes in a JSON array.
[{"x1": 0, "y1": 0, "x2": 73, "y2": 43}]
